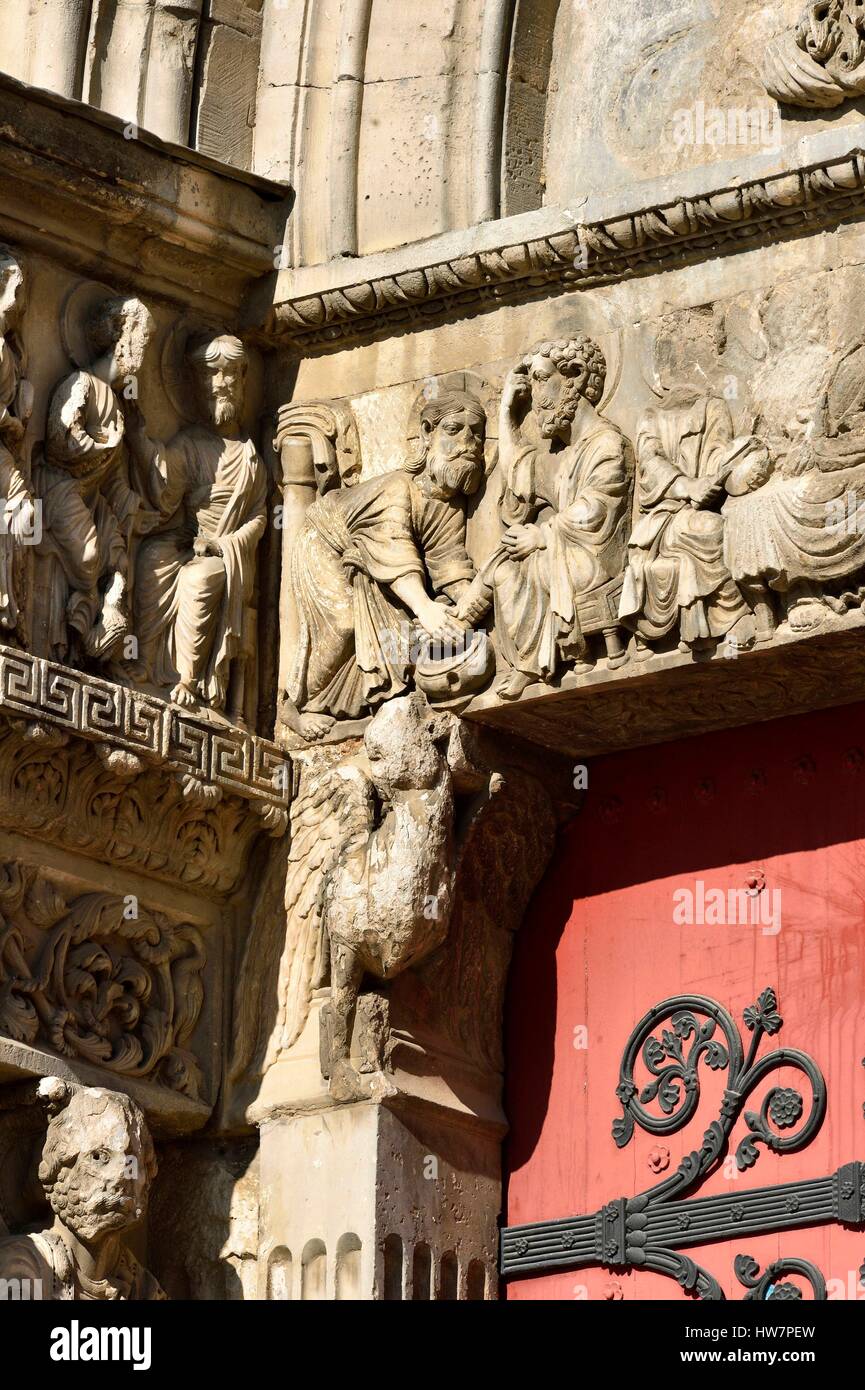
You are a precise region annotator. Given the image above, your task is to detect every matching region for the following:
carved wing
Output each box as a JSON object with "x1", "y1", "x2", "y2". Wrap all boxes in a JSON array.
[
  {"x1": 230, "y1": 759, "x2": 375, "y2": 1086},
  {"x1": 271, "y1": 763, "x2": 375, "y2": 1060}
]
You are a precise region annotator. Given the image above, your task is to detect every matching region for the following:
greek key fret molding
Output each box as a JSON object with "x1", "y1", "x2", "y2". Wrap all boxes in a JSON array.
[
  {"x1": 268, "y1": 150, "x2": 865, "y2": 352},
  {"x1": 0, "y1": 647, "x2": 289, "y2": 821},
  {"x1": 500, "y1": 988, "x2": 864, "y2": 1300}
]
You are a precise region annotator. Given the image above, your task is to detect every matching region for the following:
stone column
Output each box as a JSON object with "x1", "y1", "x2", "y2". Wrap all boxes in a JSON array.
[
  {"x1": 275, "y1": 431, "x2": 317, "y2": 695},
  {"x1": 143, "y1": 0, "x2": 204, "y2": 144},
  {"x1": 85, "y1": 0, "x2": 203, "y2": 141},
  {"x1": 28, "y1": 0, "x2": 92, "y2": 98}
]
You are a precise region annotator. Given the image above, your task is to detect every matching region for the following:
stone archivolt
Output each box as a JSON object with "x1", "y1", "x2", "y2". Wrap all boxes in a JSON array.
[{"x1": 268, "y1": 152, "x2": 865, "y2": 353}]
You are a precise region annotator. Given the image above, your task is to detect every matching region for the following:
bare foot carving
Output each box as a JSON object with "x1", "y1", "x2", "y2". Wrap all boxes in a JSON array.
[
  {"x1": 170, "y1": 680, "x2": 200, "y2": 709},
  {"x1": 497, "y1": 668, "x2": 533, "y2": 701},
  {"x1": 787, "y1": 597, "x2": 827, "y2": 633},
  {"x1": 299, "y1": 713, "x2": 336, "y2": 742},
  {"x1": 724, "y1": 612, "x2": 756, "y2": 651}
]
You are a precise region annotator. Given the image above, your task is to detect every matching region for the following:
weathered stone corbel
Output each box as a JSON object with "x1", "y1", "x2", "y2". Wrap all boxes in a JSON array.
[{"x1": 227, "y1": 692, "x2": 572, "y2": 1298}]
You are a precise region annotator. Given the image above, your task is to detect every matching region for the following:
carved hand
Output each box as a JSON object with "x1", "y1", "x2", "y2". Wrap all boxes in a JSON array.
[
  {"x1": 502, "y1": 523, "x2": 545, "y2": 559},
  {"x1": 688, "y1": 476, "x2": 726, "y2": 508},
  {"x1": 455, "y1": 590, "x2": 492, "y2": 626},
  {"x1": 418, "y1": 599, "x2": 467, "y2": 643},
  {"x1": 501, "y1": 368, "x2": 530, "y2": 418},
  {"x1": 193, "y1": 536, "x2": 222, "y2": 559}
]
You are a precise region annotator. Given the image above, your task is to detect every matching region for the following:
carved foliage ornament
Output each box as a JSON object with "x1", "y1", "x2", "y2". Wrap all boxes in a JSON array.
[
  {"x1": 764, "y1": 1, "x2": 865, "y2": 109},
  {"x1": 0, "y1": 863, "x2": 205, "y2": 1098}
]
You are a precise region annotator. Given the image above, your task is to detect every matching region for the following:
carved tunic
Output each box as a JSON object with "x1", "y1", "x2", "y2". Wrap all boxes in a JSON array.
[
  {"x1": 723, "y1": 436, "x2": 865, "y2": 592},
  {"x1": 493, "y1": 414, "x2": 629, "y2": 680},
  {"x1": 135, "y1": 426, "x2": 267, "y2": 705},
  {"x1": 0, "y1": 332, "x2": 31, "y2": 630},
  {"x1": 34, "y1": 371, "x2": 142, "y2": 659},
  {"x1": 619, "y1": 392, "x2": 748, "y2": 644},
  {"x1": 286, "y1": 467, "x2": 474, "y2": 720},
  {"x1": 0, "y1": 1231, "x2": 165, "y2": 1300}
]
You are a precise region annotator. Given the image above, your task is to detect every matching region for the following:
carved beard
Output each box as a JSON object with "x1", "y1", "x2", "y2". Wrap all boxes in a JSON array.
[
  {"x1": 424, "y1": 447, "x2": 483, "y2": 499},
  {"x1": 211, "y1": 395, "x2": 239, "y2": 430},
  {"x1": 51, "y1": 1170, "x2": 142, "y2": 1243},
  {"x1": 537, "y1": 378, "x2": 581, "y2": 439}
]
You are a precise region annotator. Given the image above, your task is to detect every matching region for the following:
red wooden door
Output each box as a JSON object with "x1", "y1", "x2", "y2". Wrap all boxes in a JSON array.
[{"x1": 504, "y1": 703, "x2": 865, "y2": 1301}]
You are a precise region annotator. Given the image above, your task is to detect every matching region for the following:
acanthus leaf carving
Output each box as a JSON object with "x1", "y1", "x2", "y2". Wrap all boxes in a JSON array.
[{"x1": 0, "y1": 864, "x2": 206, "y2": 1098}]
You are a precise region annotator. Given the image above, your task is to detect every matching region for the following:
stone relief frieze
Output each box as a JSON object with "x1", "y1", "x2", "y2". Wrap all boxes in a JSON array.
[
  {"x1": 272, "y1": 282, "x2": 865, "y2": 743},
  {"x1": 0, "y1": 1077, "x2": 165, "y2": 1300},
  {"x1": 764, "y1": 1, "x2": 865, "y2": 109},
  {"x1": 127, "y1": 332, "x2": 267, "y2": 724},
  {"x1": 456, "y1": 337, "x2": 631, "y2": 699},
  {"x1": 0, "y1": 253, "x2": 271, "y2": 744},
  {"x1": 33, "y1": 294, "x2": 157, "y2": 672},
  {"x1": 0, "y1": 863, "x2": 206, "y2": 1099}
]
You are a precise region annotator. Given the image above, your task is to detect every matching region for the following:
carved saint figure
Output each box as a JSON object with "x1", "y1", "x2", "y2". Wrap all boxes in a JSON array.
[
  {"x1": 129, "y1": 334, "x2": 267, "y2": 717},
  {"x1": 279, "y1": 389, "x2": 485, "y2": 741},
  {"x1": 619, "y1": 389, "x2": 766, "y2": 653},
  {"x1": 458, "y1": 337, "x2": 631, "y2": 698},
  {"x1": 0, "y1": 247, "x2": 36, "y2": 637},
  {"x1": 722, "y1": 386, "x2": 865, "y2": 639},
  {"x1": 33, "y1": 296, "x2": 155, "y2": 664},
  {"x1": 0, "y1": 1079, "x2": 165, "y2": 1300}
]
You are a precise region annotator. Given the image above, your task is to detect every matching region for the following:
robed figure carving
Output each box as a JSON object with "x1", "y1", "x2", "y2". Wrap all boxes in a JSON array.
[
  {"x1": 33, "y1": 297, "x2": 155, "y2": 664},
  {"x1": 0, "y1": 247, "x2": 36, "y2": 639},
  {"x1": 129, "y1": 334, "x2": 267, "y2": 719},
  {"x1": 458, "y1": 337, "x2": 631, "y2": 698},
  {"x1": 279, "y1": 389, "x2": 485, "y2": 742},
  {"x1": 619, "y1": 388, "x2": 767, "y2": 653}
]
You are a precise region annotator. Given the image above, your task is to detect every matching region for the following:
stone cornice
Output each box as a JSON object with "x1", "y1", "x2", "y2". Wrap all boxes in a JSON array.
[
  {"x1": 262, "y1": 128, "x2": 865, "y2": 353},
  {"x1": 0, "y1": 647, "x2": 289, "y2": 822},
  {"x1": 0, "y1": 73, "x2": 291, "y2": 319}
]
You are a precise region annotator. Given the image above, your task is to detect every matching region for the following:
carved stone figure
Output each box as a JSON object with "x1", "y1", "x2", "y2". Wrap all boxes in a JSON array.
[
  {"x1": 723, "y1": 352, "x2": 865, "y2": 638},
  {"x1": 33, "y1": 296, "x2": 156, "y2": 665},
  {"x1": 232, "y1": 691, "x2": 500, "y2": 1104},
  {"x1": 279, "y1": 388, "x2": 486, "y2": 740},
  {"x1": 458, "y1": 337, "x2": 631, "y2": 698},
  {"x1": 0, "y1": 1078, "x2": 165, "y2": 1300},
  {"x1": 764, "y1": 1, "x2": 865, "y2": 109},
  {"x1": 619, "y1": 389, "x2": 766, "y2": 654},
  {"x1": 128, "y1": 334, "x2": 267, "y2": 720},
  {"x1": 0, "y1": 246, "x2": 36, "y2": 639}
]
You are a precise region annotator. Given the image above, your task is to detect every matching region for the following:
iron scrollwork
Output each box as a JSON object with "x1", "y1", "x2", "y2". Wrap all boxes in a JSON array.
[{"x1": 501, "y1": 987, "x2": 864, "y2": 1299}]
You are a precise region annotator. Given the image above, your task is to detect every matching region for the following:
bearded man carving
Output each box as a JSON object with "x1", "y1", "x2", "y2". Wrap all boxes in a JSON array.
[
  {"x1": 128, "y1": 334, "x2": 267, "y2": 718},
  {"x1": 279, "y1": 389, "x2": 486, "y2": 741}
]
